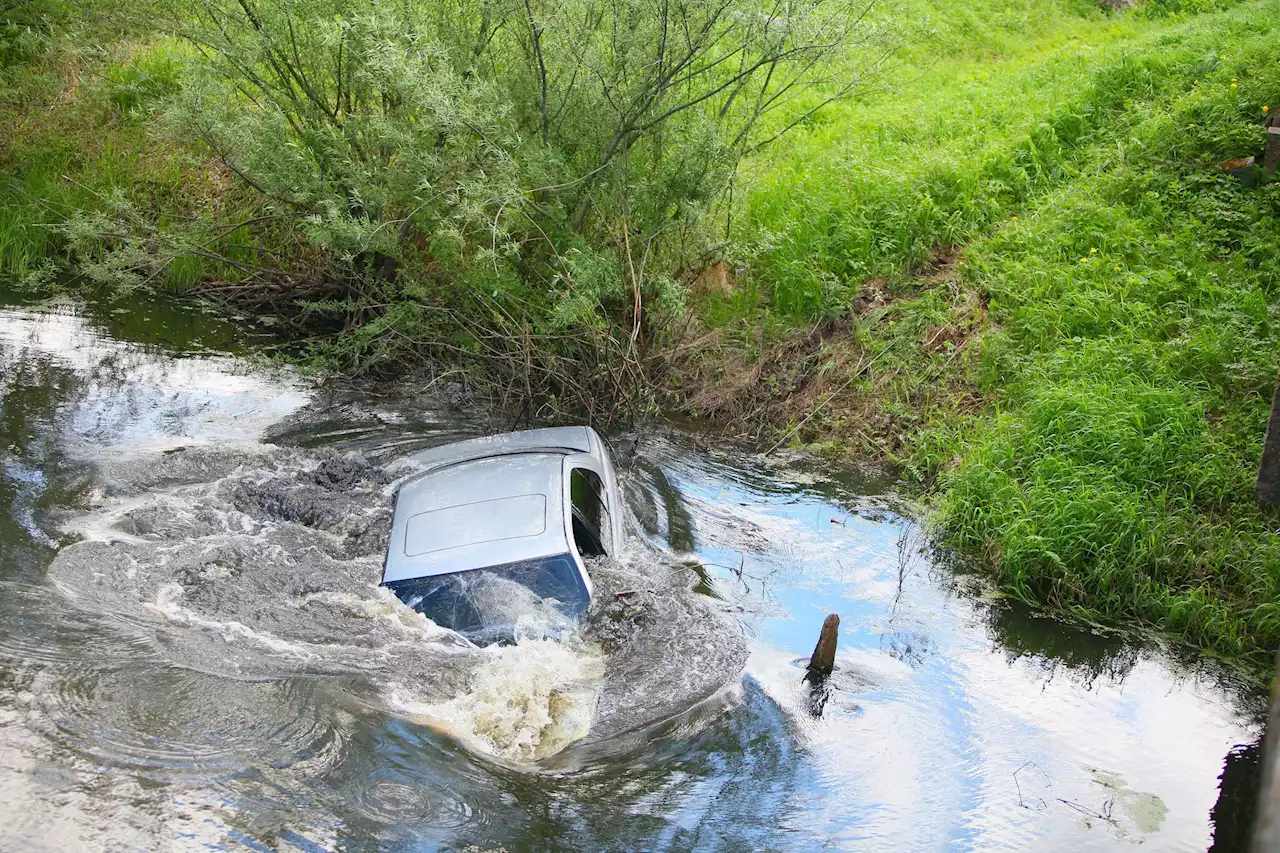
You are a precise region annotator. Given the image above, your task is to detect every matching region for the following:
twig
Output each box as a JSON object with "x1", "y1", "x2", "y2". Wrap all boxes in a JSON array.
[
  {"x1": 1013, "y1": 762, "x2": 1049, "y2": 812},
  {"x1": 764, "y1": 338, "x2": 901, "y2": 456},
  {"x1": 1057, "y1": 797, "x2": 1119, "y2": 826}
]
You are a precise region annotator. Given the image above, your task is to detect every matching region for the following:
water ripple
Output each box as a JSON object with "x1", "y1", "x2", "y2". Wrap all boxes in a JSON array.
[
  {"x1": 352, "y1": 778, "x2": 478, "y2": 829},
  {"x1": 20, "y1": 666, "x2": 344, "y2": 781}
]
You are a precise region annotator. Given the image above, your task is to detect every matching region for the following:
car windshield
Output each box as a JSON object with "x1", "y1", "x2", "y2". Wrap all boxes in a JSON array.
[{"x1": 384, "y1": 554, "x2": 590, "y2": 644}]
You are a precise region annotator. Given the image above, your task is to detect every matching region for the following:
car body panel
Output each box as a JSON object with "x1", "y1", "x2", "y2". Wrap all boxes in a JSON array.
[
  {"x1": 381, "y1": 427, "x2": 622, "y2": 634},
  {"x1": 403, "y1": 426, "x2": 594, "y2": 472},
  {"x1": 384, "y1": 453, "x2": 568, "y2": 583},
  {"x1": 403, "y1": 493, "x2": 548, "y2": 557}
]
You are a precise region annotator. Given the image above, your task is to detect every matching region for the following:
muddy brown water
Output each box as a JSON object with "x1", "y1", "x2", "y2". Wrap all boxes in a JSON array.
[{"x1": 0, "y1": 288, "x2": 1266, "y2": 851}]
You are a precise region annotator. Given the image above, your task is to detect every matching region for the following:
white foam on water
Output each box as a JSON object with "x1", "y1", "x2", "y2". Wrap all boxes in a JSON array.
[
  {"x1": 295, "y1": 584, "x2": 609, "y2": 760},
  {"x1": 40, "y1": 424, "x2": 746, "y2": 767},
  {"x1": 294, "y1": 587, "x2": 474, "y2": 647},
  {"x1": 389, "y1": 635, "x2": 606, "y2": 762},
  {"x1": 50, "y1": 454, "x2": 612, "y2": 761}
]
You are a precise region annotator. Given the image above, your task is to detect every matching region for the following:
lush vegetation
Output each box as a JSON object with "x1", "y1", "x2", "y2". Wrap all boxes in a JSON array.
[
  {"x1": 3, "y1": 0, "x2": 903, "y2": 417},
  {"x1": 743, "y1": 0, "x2": 1146, "y2": 316},
  {"x1": 3, "y1": 0, "x2": 1279, "y2": 667},
  {"x1": 0, "y1": 1, "x2": 211, "y2": 284},
  {"x1": 927, "y1": 21, "x2": 1280, "y2": 665},
  {"x1": 705, "y1": 0, "x2": 1280, "y2": 669}
]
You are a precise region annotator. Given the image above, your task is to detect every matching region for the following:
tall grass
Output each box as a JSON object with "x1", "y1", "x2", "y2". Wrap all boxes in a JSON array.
[
  {"x1": 741, "y1": 0, "x2": 1261, "y2": 317},
  {"x1": 734, "y1": 0, "x2": 1280, "y2": 664},
  {"x1": 917, "y1": 4, "x2": 1280, "y2": 663},
  {"x1": 0, "y1": 35, "x2": 261, "y2": 286}
]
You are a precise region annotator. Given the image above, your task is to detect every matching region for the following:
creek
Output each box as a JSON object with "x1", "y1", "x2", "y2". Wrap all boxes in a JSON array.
[{"x1": 0, "y1": 289, "x2": 1264, "y2": 851}]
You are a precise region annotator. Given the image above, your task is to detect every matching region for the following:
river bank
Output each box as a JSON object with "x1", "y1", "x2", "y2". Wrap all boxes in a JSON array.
[
  {"x1": 674, "y1": 0, "x2": 1280, "y2": 671},
  {"x1": 3, "y1": 0, "x2": 1279, "y2": 673}
]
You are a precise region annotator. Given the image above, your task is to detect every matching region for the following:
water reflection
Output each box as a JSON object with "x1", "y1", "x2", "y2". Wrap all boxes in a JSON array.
[
  {"x1": 1211, "y1": 740, "x2": 1262, "y2": 852},
  {"x1": 0, "y1": 296, "x2": 1267, "y2": 851},
  {"x1": 0, "y1": 302, "x2": 308, "y2": 460},
  {"x1": 631, "y1": 458, "x2": 699, "y2": 553},
  {"x1": 981, "y1": 599, "x2": 1142, "y2": 688},
  {"x1": 625, "y1": 431, "x2": 1263, "y2": 850}
]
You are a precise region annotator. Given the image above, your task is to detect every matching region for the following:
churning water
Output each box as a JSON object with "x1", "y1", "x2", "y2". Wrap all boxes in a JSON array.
[{"x1": 0, "y1": 290, "x2": 1266, "y2": 851}]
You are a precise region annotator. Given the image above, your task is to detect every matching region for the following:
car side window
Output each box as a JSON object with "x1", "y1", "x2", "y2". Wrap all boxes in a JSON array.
[{"x1": 569, "y1": 467, "x2": 611, "y2": 557}]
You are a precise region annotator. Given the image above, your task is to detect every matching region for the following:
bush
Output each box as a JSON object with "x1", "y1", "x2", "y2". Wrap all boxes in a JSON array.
[{"x1": 156, "y1": 0, "x2": 899, "y2": 410}]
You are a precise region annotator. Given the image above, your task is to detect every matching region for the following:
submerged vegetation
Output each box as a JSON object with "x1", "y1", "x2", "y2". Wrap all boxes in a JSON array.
[{"x1": 2, "y1": 0, "x2": 1279, "y2": 667}]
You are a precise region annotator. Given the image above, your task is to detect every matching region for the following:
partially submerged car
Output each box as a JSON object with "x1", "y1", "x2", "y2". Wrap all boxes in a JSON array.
[{"x1": 382, "y1": 427, "x2": 623, "y2": 643}]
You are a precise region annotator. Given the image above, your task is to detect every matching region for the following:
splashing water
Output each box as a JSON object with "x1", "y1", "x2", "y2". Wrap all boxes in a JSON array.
[
  {"x1": 46, "y1": 444, "x2": 743, "y2": 762},
  {"x1": 390, "y1": 637, "x2": 606, "y2": 762}
]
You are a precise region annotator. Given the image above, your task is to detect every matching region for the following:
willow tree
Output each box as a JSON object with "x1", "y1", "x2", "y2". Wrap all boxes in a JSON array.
[{"x1": 168, "y1": 0, "x2": 899, "y2": 409}]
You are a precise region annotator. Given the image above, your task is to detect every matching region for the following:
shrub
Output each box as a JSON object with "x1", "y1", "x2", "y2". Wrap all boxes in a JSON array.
[{"x1": 156, "y1": 0, "x2": 900, "y2": 410}]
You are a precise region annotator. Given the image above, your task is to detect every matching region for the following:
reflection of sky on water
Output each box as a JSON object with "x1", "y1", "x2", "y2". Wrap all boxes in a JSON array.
[
  {"x1": 0, "y1": 306, "x2": 309, "y2": 456},
  {"x1": 639, "y1": 437, "x2": 1258, "y2": 850}
]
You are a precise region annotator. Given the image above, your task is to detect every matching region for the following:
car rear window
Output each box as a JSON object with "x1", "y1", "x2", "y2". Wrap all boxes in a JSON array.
[{"x1": 385, "y1": 554, "x2": 589, "y2": 643}]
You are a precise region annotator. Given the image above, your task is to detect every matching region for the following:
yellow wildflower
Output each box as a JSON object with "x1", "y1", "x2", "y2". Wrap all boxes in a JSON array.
[
  {"x1": 1079, "y1": 257, "x2": 1088, "y2": 264},
  {"x1": 1231, "y1": 83, "x2": 1238, "y2": 89},
  {"x1": 1265, "y1": 106, "x2": 1271, "y2": 114},
  {"x1": 1114, "y1": 265, "x2": 1121, "y2": 271},
  {"x1": 1090, "y1": 247, "x2": 1098, "y2": 253}
]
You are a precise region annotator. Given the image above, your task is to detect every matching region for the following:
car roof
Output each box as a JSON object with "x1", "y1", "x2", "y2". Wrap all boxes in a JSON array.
[
  {"x1": 383, "y1": 451, "x2": 572, "y2": 583},
  {"x1": 404, "y1": 426, "x2": 596, "y2": 472}
]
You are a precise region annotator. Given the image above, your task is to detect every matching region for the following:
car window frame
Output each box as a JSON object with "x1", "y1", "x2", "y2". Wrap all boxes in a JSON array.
[{"x1": 565, "y1": 462, "x2": 613, "y2": 558}]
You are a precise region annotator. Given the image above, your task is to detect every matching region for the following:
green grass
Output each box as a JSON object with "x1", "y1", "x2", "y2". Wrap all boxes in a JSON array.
[
  {"x1": 907, "y1": 4, "x2": 1280, "y2": 664},
  {"x1": 741, "y1": 0, "x2": 1256, "y2": 317},
  {"x1": 0, "y1": 33, "x2": 247, "y2": 286}
]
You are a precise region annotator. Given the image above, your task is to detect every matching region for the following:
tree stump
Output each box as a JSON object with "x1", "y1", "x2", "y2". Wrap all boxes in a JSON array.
[
  {"x1": 1259, "y1": 373, "x2": 1280, "y2": 506},
  {"x1": 805, "y1": 614, "x2": 840, "y2": 684}
]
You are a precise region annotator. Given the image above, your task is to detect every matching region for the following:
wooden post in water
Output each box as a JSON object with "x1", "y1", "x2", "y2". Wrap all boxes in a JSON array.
[
  {"x1": 1258, "y1": 372, "x2": 1280, "y2": 506},
  {"x1": 805, "y1": 614, "x2": 840, "y2": 683}
]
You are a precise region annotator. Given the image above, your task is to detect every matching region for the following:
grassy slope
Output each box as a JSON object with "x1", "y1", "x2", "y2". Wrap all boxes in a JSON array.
[
  {"x1": 742, "y1": 0, "x2": 1147, "y2": 316},
  {"x1": 931, "y1": 11, "x2": 1280, "y2": 664},
  {"x1": 737, "y1": 0, "x2": 1280, "y2": 666}
]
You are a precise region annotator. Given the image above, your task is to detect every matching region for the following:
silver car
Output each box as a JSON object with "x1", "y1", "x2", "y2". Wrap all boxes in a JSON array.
[{"x1": 382, "y1": 427, "x2": 623, "y2": 642}]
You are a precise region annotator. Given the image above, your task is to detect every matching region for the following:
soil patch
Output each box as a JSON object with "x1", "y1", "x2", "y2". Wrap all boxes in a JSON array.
[{"x1": 661, "y1": 249, "x2": 991, "y2": 459}]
